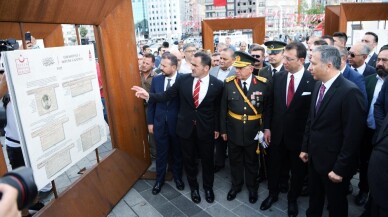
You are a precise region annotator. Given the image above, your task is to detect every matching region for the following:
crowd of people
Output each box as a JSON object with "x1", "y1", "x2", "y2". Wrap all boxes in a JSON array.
[{"x1": 132, "y1": 30, "x2": 388, "y2": 217}]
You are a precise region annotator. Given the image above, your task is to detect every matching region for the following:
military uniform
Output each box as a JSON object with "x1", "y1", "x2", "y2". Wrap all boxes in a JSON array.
[{"x1": 220, "y1": 52, "x2": 271, "y2": 195}]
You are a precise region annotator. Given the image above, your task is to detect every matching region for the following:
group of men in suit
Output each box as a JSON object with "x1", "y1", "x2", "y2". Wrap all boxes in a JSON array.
[{"x1": 132, "y1": 31, "x2": 388, "y2": 216}]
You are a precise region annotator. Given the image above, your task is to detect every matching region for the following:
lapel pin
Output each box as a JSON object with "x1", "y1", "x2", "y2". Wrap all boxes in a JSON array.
[{"x1": 307, "y1": 81, "x2": 309, "y2": 83}]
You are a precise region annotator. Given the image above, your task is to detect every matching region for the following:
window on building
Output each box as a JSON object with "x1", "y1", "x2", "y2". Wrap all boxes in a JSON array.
[{"x1": 259, "y1": 2, "x2": 264, "y2": 6}]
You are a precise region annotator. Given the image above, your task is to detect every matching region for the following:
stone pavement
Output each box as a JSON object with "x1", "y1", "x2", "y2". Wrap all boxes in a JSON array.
[{"x1": 1, "y1": 136, "x2": 365, "y2": 217}]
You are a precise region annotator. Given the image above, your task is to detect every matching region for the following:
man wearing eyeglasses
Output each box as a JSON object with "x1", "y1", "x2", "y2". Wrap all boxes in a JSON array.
[
  {"x1": 180, "y1": 43, "x2": 197, "y2": 74},
  {"x1": 260, "y1": 42, "x2": 316, "y2": 217},
  {"x1": 348, "y1": 42, "x2": 376, "y2": 77},
  {"x1": 249, "y1": 45, "x2": 268, "y2": 75}
]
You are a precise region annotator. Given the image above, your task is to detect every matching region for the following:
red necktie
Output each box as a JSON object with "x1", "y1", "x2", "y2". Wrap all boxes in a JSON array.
[
  {"x1": 286, "y1": 74, "x2": 294, "y2": 107},
  {"x1": 193, "y1": 79, "x2": 201, "y2": 108}
]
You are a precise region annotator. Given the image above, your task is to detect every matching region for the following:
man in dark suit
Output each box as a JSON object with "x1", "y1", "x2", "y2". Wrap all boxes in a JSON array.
[
  {"x1": 132, "y1": 52, "x2": 224, "y2": 204},
  {"x1": 257, "y1": 41, "x2": 288, "y2": 188},
  {"x1": 147, "y1": 52, "x2": 184, "y2": 195},
  {"x1": 300, "y1": 45, "x2": 366, "y2": 217},
  {"x1": 357, "y1": 46, "x2": 388, "y2": 208},
  {"x1": 209, "y1": 48, "x2": 236, "y2": 173},
  {"x1": 260, "y1": 42, "x2": 316, "y2": 217},
  {"x1": 375, "y1": 78, "x2": 388, "y2": 130},
  {"x1": 220, "y1": 51, "x2": 271, "y2": 204},
  {"x1": 349, "y1": 42, "x2": 376, "y2": 77},
  {"x1": 362, "y1": 32, "x2": 379, "y2": 68},
  {"x1": 368, "y1": 115, "x2": 388, "y2": 217}
]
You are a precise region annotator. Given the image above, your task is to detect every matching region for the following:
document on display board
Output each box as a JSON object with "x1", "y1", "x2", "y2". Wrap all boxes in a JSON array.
[{"x1": 1, "y1": 45, "x2": 108, "y2": 189}]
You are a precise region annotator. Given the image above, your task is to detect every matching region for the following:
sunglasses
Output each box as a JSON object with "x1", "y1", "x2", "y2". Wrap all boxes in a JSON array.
[
  {"x1": 266, "y1": 50, "x2": 283, "y2": 55},
  {"x1": 348, "y1": 52, "x2": 365, "y2": 58},
  {"x1": 252, "y1": 54, "x2": 261, "y2": 58}
]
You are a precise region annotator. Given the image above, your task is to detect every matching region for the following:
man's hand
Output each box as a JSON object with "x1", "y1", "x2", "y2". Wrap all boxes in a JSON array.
[
  {"x1": 264, "y1": 129, "x2": 271, "y2": 144},
  {"x1": 221, "y1": 134, "x2": 227, "y2": 141},
  {"x1": 148, "y1": 124, "x2": 154, "y2": 134},
  {"x1": 214, "y1": 131, "x2": 219, "y2": 139},
  {"x1": 299, "y1": 152, "x2": 308, "y2": 163},
  {"x1": 328, "y1": 171, "x2": 343, "y2": 183},
  {"x1": 131, "y1": 86, "x2": 150, "y2": 100},
  {"x1": 0, "y1": 183, "x2": 21, "y2": 217}
]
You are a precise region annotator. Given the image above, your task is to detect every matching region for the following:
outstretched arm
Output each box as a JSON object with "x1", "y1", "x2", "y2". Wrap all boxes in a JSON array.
[{"x1": 131, "y1": 86, "x2": 150, "y2": 100}]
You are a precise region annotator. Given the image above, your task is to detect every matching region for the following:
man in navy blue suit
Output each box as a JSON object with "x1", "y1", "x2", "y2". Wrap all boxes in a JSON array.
[
  {"x1": 147, "y1": 52, "x2": 184, "y2": 195},
  {"x1": 348, "y1": 42, "x2": 376, "y2": 77}
]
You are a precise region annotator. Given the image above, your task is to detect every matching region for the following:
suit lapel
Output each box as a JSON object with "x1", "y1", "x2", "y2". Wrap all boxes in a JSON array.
[
  {"x1": 376, "y1": 115, "x2": 388, "y2": 144},
  {"x1": 279, "y1": 72, "x2": 288, "y2": 109},
  {"x1": 289, "y1": 71, "x2": 309, "y2": 108},
  {"x1": 314, "y1": 76, "x2": 342, "y2": 120}
]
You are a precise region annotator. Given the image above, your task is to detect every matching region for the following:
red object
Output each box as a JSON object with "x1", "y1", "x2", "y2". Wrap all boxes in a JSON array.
[
  {"x1": 214, "y1": 0, "x2": 226, "y2": 6},
  {"x1": 286, "y1": 75, "x2": 294, "y2": 107},
  {"x1": 193, "y1": 79, "x2": 201, "y2": 108}
]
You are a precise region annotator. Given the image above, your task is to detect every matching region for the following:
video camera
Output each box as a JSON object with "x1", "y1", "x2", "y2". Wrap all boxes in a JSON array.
[
  {"x1": 0, "y1": 38, "x2": 19, "y2": 74},
  {"x1": 0, "y1": 167, "x2": 38, "y2": 210}
]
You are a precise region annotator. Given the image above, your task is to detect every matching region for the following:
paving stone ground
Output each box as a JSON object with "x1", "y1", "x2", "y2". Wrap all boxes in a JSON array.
[{"x1": 1, "y1": 135, "x2": 365, "y2": 217}]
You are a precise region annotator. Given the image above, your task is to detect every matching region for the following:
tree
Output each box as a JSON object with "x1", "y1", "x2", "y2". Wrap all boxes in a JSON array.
[{"x1": 79, "y1": 26, "x2": 88, "y2": 38}]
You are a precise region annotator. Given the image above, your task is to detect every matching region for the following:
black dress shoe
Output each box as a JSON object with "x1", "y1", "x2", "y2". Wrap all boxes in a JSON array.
[
  {"x1": 191, "y1": 189, "x2": 201, "y2": 204},
  {"x1": 152, "y1": 182, "x2": 163, "y2": 195},
  {"x1": 175, "y1": 179, "x2": 185, "y2": 191},
  {"x1": 214, "y1": 165, "x2": 225, "y2": 173},
  {"x1": 355, "y1": 191, "x2": 368, "y2": 206},
  {"x1": 347, "y1": 184, "x2": 353, "y2": 195},
  {"x1": 288, "y1": 201, "x2": 298, "y2": 217},
  {"x1": 260, "y1": 194, "x2": 278, "y2": 210},
  {"x1": 249, "y1": 191, "x2": 258, "y2": 204},
  {"x1": 227, "y1": 189, "x2": 241, "y2": 201},
  {"x1": 205, "y1": 189, "x2": 215, "y2": 203}
]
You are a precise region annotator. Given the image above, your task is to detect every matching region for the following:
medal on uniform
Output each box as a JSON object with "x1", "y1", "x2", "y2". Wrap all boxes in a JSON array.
[{"x1": 251, "y1": 100, "x2": 256, "y2": 105}]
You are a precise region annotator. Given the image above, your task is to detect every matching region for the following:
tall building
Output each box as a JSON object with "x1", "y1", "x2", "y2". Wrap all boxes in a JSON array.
[
  {"x1": 132, "y1": 0, "x2": 148, "y2": 38},
  {"x1": 147, "y1": 0, "x2": 182, "y2": 40}
]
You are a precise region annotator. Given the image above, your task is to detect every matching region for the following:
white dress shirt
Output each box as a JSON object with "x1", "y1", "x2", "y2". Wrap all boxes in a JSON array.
[
  {"x1": 164, "y1": 72, "x2": 178, "y2": 91},
  {"x1": 240, "y1": 74, "x2": 253, "y2": 90}
]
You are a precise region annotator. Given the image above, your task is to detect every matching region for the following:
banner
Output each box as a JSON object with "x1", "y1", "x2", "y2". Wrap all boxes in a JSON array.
[{"x1": 214, "y1": 0, "x2": 226, "y2": 6}]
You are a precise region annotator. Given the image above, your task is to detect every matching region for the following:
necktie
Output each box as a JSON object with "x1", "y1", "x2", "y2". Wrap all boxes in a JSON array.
[
  {"x1": 243, "y1": 81, "x2": 248, "y2": 96},
  {"x1": 315, "y1": 84, "x2": 326, "y2": 113},
  {"x1": 166, "y1": 78, "x2": 171, "y2": 90},
  {"x1": 193, "y1": 79, "x2": 201, "y2": 108},
  {"x1": 354, "y1": 68, "x2": 358, "y2": 72},
  {"x1": 286, "y1": 75, "x2": 294, "y2": 107},
  {"x1": 272, "y1": 68, "x2": 277, "y2": 75}
]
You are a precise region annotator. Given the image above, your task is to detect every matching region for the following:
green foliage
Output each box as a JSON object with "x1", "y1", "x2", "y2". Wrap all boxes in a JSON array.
[
  {"x1": 301, "y1": 0, "x2": 325, "y2": 14},
  {"x1": 79, "y1": 26, "x2": 88, "y2": 38}
]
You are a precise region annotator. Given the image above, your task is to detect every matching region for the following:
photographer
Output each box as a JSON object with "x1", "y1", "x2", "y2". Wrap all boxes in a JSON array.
[{"x1": 0, "y1": 183, "x2": 21, "y2": 217}]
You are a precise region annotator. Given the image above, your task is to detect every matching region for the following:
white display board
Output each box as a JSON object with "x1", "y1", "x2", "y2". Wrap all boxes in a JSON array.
[{"x1": 2, "y1": 45, "x2": 108, "y2": 189}]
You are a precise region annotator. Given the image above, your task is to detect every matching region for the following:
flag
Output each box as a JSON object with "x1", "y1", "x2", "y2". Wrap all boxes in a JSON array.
[{"x1": 214, "y1": 0, "x2": 226, "y2": 6}]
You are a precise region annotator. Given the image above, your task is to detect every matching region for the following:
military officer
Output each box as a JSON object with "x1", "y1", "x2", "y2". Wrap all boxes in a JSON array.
[
  {"x1": 259, "y1": 41, "x2": 286, "y2": 82},
  {"x1": 220, "y1": 51, "x2": 271, "y2": 204}
]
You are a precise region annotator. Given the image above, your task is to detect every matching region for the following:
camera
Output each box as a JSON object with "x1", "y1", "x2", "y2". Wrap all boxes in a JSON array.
[{"x1": 0, "y1": 167, "x2": 38, "y2": 210}]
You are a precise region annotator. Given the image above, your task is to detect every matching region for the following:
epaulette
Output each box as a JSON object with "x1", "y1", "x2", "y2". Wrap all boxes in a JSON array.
[
  {"x1": 255, "y1": 76, "x2": 267, "y2": 83},
  {"x1": 225, "y1": 75, "x2": 236, "y2": 83}
]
